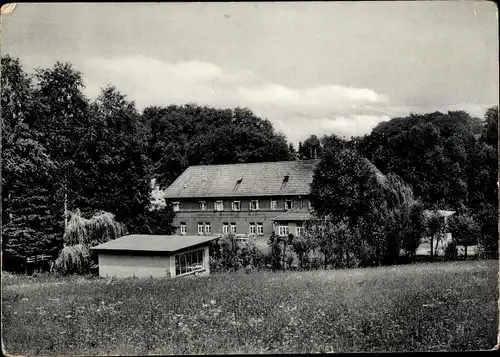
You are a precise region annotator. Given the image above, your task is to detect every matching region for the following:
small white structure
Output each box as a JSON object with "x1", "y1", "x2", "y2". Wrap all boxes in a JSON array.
[
  {"x1": 91, "y1": 234, "x2": 220, "y2": 278},
  {"x1": 416, "y1": 210, "x2": 456, "y2": 257}
]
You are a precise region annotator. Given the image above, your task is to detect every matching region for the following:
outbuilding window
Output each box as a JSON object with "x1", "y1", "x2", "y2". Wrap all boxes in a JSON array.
[
  {"x1": 175, "y1": 249, "x2": 204, "y2": 276},
  {"x1": 230, "y1": 222, "x2": 236, "y2": 233},
  {"x1": 285, "y1": 199, "x2": 293, "y2": 211},
  {"x1": 199, "y1": 201, "x2": 206, "y2": 211},
  {"x1": 205, "y1": 222, "x2": 211, "y2": 235},
  {"x1": 180, "y1": 223, "x2": 186, "y2": 235},
  {"x1": 271, "y1": 200, "x2": 278, "y2": 210},
  {"x1": 172, "y1": 202, "x2": 180, "y2": 212},
  {"x1": 198, "y1": 223, "x2": 204, "y2": 235},
  {"x1": 232, "y1": 201, "x2": 241, "y2": 211}
]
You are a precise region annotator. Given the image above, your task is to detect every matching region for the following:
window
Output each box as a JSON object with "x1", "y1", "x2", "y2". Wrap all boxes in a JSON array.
[
  {"x1": 279, "y1": 225, "x2": 289, "y2": 236},
  {"x1": 172, "y1": 202, "x2": 180, "y2": 212},
  {"x1": 199, "y1": 201, "x2": 206, "y2": 211},
  {"x1": 230, "y1": 222, "x2": 236, "y2": 233},
  {"x1": 257, "y1": 223, "x2": 264, "y2": 235},
  {"x1": 250, "y1": 200, "x2": 259, "y2": 211},
  {"x1": 249, "y1": 223, "x2": 256, "y2": 234},
  {"x1": 232, "y1": 201, "x2": 241, "y2": 211},
  {"x1": 180, "y1": 223, "x2": 186, "y2": 235},
  {"x1": 198, "y1": 223, "x2": 204, "y2": 235},
  {"x1": 308, "y1": 200, "x2": 312, "y2": 210},
  {"x1": 222, "y1": 223, "x2": 229, "y2": 234},
  {"x1": 214, "y1": 200, "x2": 224, "y2": 211},
  {"x1": 296, "y1": 226, "x2": 302, "y2": 236},
  {"x1": 175, "y1": 249, "x2": 204, "y2": 276},
  {"x1": 204, "y1": 222, "x2": 211, "y2": 235},
  {"x1": 271, "y1": 200, "x2": 278, "y2": 210},
  {"x1": 300, "y1": 198, "x2": 304, "y2": 208},
  {"x1": 285, "y1": 199, "x2": 293, "y2": 211}
]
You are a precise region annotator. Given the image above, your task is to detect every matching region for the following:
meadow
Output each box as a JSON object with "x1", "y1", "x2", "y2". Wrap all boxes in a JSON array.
[{"x1": 2, "y1": 260, "x2": 498, "y2": 355}]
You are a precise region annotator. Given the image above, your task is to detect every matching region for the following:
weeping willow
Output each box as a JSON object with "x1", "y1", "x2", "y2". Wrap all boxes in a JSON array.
[
  {"x1": 63, "y1": 209, "x2": 127, "y2": 246},
  {"x1": 55, "y1": 210, "x2": 127, "y2": 275},
  {"x1": 54, "y1": 244, "x2": 91, "y2": 275}
]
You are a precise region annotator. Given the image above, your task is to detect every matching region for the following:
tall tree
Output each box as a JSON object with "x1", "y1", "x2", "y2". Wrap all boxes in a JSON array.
[
  {"x1": 32, "y1": 61, "x2": 91, "y2": 229},
  {"x1": 299, "y1": 134, "x2": 322, "y2": 160},
  {"x1": 1, "y1": 56, "x2": 61, "y2": 271},
  {"x1": 310, "y1": 146, "x2": 424, "y2": 266},
  {"x1": 82, "y1": 85, "x2": 156, "y2": 233},
  {"x1": 357, "y1": 111, "x2": 479, "y2": 210},
  {"x1": 288, "y1": 143, "x2": 297, "y2": 160}
]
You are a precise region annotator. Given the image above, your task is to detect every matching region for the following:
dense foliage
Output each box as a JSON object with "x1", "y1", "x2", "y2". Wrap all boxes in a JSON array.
[
  {"x1": 309, "y1": 146, "x2": 427, "y2": 266},
  {"x1": 145, "y1": 105, "x2": 293, "y2": 187},
  {"x1": 1, "y1": 54, "x2": 497, "y2": 273},
  {"x1": 357, "y1": 109, "x2": 498, "y2": 258},
  {"x1": 1, "y1": 56, "x2": 294, "y2": 272}
]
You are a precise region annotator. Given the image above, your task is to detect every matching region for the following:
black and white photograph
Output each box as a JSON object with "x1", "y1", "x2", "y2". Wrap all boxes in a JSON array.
[{"x1": 1, "y1": 1, "x2": 499, "y2": 354}]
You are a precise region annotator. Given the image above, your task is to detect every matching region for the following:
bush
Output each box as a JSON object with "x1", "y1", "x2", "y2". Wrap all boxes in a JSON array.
[
  {"x1": 54, "y1": 244, "x2": 91, "y2": 275},
  {"x1": 268, "y1": 232, "x2": 283, "y2": 271},
  {"x1": 209, "y1": 234, "x2": 268, "y2": 273},
  {"x1": 444, "y1": 241, "x2": 458, "y2": 261}
]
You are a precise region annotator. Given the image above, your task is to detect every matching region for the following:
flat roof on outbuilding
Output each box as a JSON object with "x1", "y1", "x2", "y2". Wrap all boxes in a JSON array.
[{"x1": 91, "y1": 234, "x2": 221, "y2": 254}]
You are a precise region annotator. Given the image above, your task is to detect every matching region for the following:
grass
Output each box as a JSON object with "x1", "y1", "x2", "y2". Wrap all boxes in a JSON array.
[{"x1": 2, "y1": 260, "x2": 498, "y2": 355}]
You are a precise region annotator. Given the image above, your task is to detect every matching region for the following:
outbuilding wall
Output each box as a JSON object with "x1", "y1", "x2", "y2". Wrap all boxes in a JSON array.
[
  {"x1": 97, "y1": 245, "x2": 211, "y2": 278},
  {"x1": 98, "y1": 254, "x2": 173, "y2": 278}
]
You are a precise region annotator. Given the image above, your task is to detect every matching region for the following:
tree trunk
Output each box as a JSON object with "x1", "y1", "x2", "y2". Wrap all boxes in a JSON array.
[
  {"x1": 64, "y1": 186, "x2": 68, "y2": 230},
  {"x1": 430, "y1": 236, "x2": 434, "y2": 262}
]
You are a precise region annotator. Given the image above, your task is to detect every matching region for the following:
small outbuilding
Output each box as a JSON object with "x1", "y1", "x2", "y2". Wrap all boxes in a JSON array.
[{"x1": 91, "y1": 234, "x2": 220, "y2": 278}]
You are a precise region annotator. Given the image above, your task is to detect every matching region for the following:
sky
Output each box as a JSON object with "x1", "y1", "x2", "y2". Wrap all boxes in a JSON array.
[{"x1": 2, "y1": 2, "x2": 498, "y2": 144}]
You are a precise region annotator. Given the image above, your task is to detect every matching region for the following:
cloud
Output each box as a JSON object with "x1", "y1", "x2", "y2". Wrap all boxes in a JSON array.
[{"x1": 81, "y1": 56, "x2": 489, "y2": 144}]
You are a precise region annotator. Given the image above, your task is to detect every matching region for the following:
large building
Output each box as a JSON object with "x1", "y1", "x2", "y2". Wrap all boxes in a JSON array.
[{"x1": 163, "y1": 160, "x2": 320, "y2": 237}]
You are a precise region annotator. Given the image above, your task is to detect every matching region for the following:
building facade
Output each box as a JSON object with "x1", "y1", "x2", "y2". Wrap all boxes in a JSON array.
[{"x1": 164, "y1": 160, "x2": 320, "y2": 237}]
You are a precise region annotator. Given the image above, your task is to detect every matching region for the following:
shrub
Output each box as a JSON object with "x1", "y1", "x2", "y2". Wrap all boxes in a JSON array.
[
  {"x1": 268, "y1": 232, "x2": 283, "y2": 271},
  {"x1": 444, "y1": 240, "x2": 458, "y2": 261},
  {"x1": 54, "y1": 244, "x2": 91, "y2": 275},
  {"x1": 209, "y1": 234, "x2": 268, "y2": 272}
]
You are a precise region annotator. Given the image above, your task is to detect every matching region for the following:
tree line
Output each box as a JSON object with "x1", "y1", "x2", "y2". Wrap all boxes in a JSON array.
[
  {"x1": 1, "y1": 56, "x2": 293, "y2": 272},
  {"x1": 1, "y1": 55, "x2": 498, "y2": 273},
  {"x1": 302, "y1": 109, "x2": 498, "y2": 263}
]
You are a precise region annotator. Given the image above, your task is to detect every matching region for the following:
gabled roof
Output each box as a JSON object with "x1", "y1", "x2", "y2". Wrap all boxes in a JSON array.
[
  {"x1": 164, "y1": 160, "x2": 320, "y2": 199},
  {"x1": 91, "y1": 234, "x2": 220, "y2": 253}
]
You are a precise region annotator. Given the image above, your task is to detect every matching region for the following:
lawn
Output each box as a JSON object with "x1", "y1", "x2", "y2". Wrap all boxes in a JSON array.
[{"x1": 2, "y1": 260, "x2": 498, "y2": 355}]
